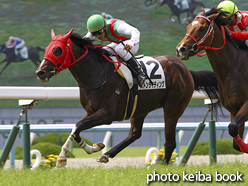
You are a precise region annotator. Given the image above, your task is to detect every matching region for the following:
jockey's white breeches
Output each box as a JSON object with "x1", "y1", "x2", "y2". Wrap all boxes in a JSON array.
[
  {"x1": 105, "y1": 40, "x2": 139, "y2": 61},
  {"x1": 15, "y1": 40, "x2": 25, "y2": 55}
]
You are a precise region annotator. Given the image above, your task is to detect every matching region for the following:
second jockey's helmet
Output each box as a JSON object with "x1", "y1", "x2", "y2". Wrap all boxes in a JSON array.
[
  {"x1": 217, "y1": 0, "x2": 238, "y2": 16},
  {"x1": 9, "y1": 36, "x2": 14, "y2": 40},
  {"x1": 87, "y1": 14, "x2": 106, "y2": 33}
]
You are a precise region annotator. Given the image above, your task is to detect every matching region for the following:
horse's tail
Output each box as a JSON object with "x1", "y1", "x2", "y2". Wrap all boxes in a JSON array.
[
  {"x1": 190, "y1": 70, "x2": 219, "y2": 101},
  {"x1": 189, "y1": 70, "x2": 222, "y2": 119}
]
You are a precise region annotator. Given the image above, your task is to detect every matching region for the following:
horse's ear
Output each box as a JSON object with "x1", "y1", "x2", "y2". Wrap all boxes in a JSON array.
[
  {"x1": 51, "y1": 29, "x2": 56, "y2": 39},
  {"x1": 63, "y1": 28, "x2": 74, "y2": 40},
  {"x1": 208, "y1": 13, "x2": 219, "y2": 21},
  {"x1": 200, "y1": 11, "x2": 205, "y2": 15}
]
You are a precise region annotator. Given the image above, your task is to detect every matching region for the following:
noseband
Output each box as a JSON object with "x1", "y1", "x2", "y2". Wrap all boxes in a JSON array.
[{"x1": 185, "y1": 15, "x2": 226, "y2": 57}]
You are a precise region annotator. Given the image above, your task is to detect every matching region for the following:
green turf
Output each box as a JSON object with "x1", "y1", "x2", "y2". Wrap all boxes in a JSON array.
[{"x1": 0, "y1": 162, "x2": 247, "y2": 186}]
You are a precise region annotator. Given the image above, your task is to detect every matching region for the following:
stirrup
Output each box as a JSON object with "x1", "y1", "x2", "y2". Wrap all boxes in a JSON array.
[{"x1": 137, "y1": 74, "x2": 146, "y2": 87}]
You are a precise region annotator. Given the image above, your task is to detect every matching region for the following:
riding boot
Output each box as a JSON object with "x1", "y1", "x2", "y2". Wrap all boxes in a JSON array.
[{"x1": 126, "y1": 57, "x2": 147, "y2": 87}]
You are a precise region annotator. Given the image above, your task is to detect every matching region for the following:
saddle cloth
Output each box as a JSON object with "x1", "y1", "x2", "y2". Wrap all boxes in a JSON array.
[
  {"x1": 19, "y1": 46, "x2": 28, "y2": 59},
  {"x1": 111, "y1": 56, "x2": 166, "y2": 90},
  {"x1": 175, "y1": 0, "x2": 189, "y2": 10}
]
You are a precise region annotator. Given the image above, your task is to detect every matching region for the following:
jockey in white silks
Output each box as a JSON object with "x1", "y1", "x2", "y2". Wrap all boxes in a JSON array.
[{"x1": 84, "y1": 14, "x2": 147, "y2": 87}]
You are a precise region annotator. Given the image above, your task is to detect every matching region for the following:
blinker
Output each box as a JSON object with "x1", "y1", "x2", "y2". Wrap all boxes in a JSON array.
[{"x1": 43, "y1": 28, "x2": 74, "y2": 72}]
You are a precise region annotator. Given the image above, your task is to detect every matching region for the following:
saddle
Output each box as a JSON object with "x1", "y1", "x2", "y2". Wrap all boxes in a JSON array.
[{"x1": 110, "y1": 55, "x2": 166, "y2": 120}]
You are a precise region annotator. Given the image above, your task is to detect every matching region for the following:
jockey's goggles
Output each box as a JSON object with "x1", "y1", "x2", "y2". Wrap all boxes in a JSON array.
[{"x1": 92, "y1": 28, "x2": 105, "y2": 36}]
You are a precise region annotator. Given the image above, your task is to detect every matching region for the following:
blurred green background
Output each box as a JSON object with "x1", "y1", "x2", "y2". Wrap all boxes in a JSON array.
[{"x1": 0, "y1": 0, "x2": 247, "y2": 108}]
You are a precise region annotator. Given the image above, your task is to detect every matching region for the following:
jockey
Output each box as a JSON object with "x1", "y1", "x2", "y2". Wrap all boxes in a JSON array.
[
  {"x1": 101, "y1": 12, "x2": 113, "y2": 20},
  {"x1": 5, "y1": 36, "x2": 25, "y2": 58},
  {"x1": 84, "y1": 14, "x2": 146, "y2": 87},
  {"x1": 217, "y1": 0, "x2": 248, "y2": 47}
]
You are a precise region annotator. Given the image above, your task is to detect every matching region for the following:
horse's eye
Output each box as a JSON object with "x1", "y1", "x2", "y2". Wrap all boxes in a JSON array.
[
  {"x1": 198, "y1": 26, "x2": 205, "y2": 33},
  {"x1": 53, "y1": 47, "x2": 62, "y2": 57}
]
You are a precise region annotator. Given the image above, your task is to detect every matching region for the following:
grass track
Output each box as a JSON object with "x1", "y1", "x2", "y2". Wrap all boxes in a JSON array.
[{"x1": 1, "y1": 162, "x2": 247, "y2": 186}]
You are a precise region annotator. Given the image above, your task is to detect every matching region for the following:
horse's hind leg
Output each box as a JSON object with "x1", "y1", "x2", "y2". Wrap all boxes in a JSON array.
[
  {"x1": 97, "y1": 115, "x2": 146, "y2": 163},
  {"x1": 163, "y1": 94, "x2": 192, "y2": 164},
  {"x1": 163, "y1": 116, "x2": 177, "y2": 164}
]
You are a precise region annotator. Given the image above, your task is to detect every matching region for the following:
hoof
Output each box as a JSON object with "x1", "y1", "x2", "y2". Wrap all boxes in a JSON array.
[
  {"x1": 94, "y1": 143, "x2": 105, "y2": 149},
  {"x1": 96, "y1": 155, "x2": 109, "y2": 163},
  {"x1": 93, "y1": 143, "x2": 105, "y2": 152},
  {"x1": 56, "y1": 158, "x2": 67, "y2": 167}
]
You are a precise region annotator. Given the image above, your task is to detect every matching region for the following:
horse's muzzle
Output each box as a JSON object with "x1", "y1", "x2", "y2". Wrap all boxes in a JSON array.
[
  {"x1": 176, "y1": 46, "x2": 189, "y2": 60},
  {"x1": 35, "y1": 70, "x2": 49, "y2": 83}
]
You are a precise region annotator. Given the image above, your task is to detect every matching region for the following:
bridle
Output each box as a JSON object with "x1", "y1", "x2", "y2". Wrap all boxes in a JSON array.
[
  {"x1": 185, "y1": 15, "x2": 226, "y2": 57},
  {"x1": 43, "y1": 37, "x2": 89, "y2": 76},
  {"x1": 44, "y1": 37, "x2": 121, "y2": 75}
]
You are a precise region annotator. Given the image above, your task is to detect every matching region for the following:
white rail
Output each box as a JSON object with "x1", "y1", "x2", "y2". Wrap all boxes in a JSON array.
[{"x1": 0, "y1": 86, "x2": 208, "y2": 101}]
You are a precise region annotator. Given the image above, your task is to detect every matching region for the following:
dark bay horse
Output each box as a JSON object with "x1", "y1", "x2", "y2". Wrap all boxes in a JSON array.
[
  {"x1": 157, "y1": 0, "x2": 205, "y2": 24},
  {"x1": 0, "y1": 44, "x2": 44, "y2": 75},
  {"x1": 35, "y1": 29, "x2": 219, "y2": 166},
  {"x1": 176, "y1": 7, "x2": 248, "y2": 152}
]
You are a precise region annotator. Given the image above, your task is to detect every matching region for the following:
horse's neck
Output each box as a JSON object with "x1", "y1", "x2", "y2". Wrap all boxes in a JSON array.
[
  {"x1": 69, "y1": 50, "x2": 106, "y2": 91},
  {"x1": 206, "y1": 28, "x2": 245, "y2": 81}
]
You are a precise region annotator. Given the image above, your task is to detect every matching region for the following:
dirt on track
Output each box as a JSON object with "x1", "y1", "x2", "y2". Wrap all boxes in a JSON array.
[{"x1": 3, "y1": 154, "x2": 248, "y2": 170}]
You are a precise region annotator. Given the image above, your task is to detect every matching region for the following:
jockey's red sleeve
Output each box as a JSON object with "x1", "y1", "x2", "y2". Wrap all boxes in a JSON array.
[{"x1": 231, "y1": 31, "x2": 248, "y2": 40}]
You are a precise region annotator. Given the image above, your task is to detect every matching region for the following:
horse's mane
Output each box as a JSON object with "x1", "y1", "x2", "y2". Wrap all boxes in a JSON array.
[
  {"x1": 203, "y1": 7, "x2": 248, "y2": 49},
  {"x1": 202, "y1": 7, "x2": 233, "y2": 27},
  {"x1": 70, "y1": 33, "x2": 110, "y2": 57},
  {"x1": 70, "y1": 33, "x2": 94, "y2": 47}
]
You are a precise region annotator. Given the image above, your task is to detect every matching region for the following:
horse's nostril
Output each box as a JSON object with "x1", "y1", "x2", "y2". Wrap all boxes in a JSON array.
[
  {"x1": 180, "y1": 47, "x2": 187, "y2": 54},
  {"x1": 36, "y1": 70, "x2": 46, "y2": 78}
]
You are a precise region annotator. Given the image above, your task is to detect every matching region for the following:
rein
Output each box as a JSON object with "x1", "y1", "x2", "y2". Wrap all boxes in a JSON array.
[
  {"x1": 49, "y1": 39, "x2": 122, "y2": 74},
  {"x1": 92, "y1": 45, "x2": 121, "y2": 71},
  {"x1": 185, "y1": 15, "x2": 226, "y2": 57}
]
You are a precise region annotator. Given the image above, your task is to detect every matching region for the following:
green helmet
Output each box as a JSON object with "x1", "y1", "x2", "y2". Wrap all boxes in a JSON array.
[
  {"x1": 217, "y1": 0, "x2": 238, "y2": 16},
  {"x1": 87, "y1": 14, "x2": 105, "y2": 33}
]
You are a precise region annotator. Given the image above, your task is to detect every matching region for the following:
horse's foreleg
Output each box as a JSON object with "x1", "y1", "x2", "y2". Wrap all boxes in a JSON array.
[
  {"x1": 56, "y1": 111, "x2": 107, "y2": 166},
  {"x1": 0, "y1": 58, "x2": 7, "y2": 65},
  {"x1": 0, "y1": 62, "x2": 11, "y2": 75},
  {"x1": 56, "y1": 125, "x2": 77, "y2": 167},
  {"x1": 97, "y1": 115, "x2": 146, "y2": 163},
  {"x1": 57, "y1": 124, "x2": 105, "y2": 167},
  {"x1": 77, "y1": 137, "x2": 105, "y2": 154}
]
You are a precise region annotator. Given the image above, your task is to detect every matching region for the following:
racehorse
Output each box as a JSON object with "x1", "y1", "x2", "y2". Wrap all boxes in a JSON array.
[
  {"x1": 176, "y1": 7, "x2": 248, "y2": 153},
  {"x1": 157, "y1": 0, "x2": 205, "y2": 24},
  {"x1": 35, "y1": 28, "x2": 219, "y2": 166},
  {"x1": 0, "y1": 44, "x2": 44, "y2": 75}
]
